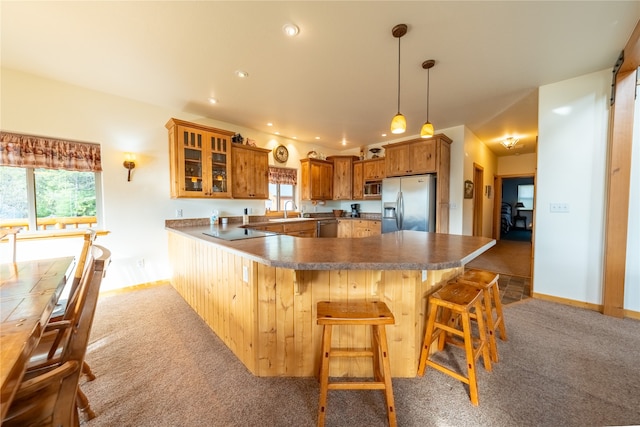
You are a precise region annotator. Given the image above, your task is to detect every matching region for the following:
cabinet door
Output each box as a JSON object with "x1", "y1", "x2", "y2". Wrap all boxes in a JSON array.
[
  {"x1": 409, "y1": 140, "x2": 436, "y2": 174},
  {"x1": 352, "y1": 220, "x2": 381, "y2": 237},
  {"x1": 337, "y1": 220, "x2": 352, "y2": 238},
  {"x1": 232, "y1": 145, "x2": 269, "y2": 199},
  {"x1": 167, "y1": 118, "x2": 233, "y2": 199},
  {"x1": 176, "y1": 125, "x2": 207, "y2": 197},
  {"x1": 321, "y1": 163, "x2": 334, "y2": 200},
  {"x1": 352, "y1": 162, "x2": 364, "y2": 200},
  {"x1": 206, "y1": 132, "x2": 232, "y2": 197},
  {"x1": 301, "y1": 159, "x2": 333, "y2": 201},
  {"x1": 332, "y1": 157, "x2": 353, "y2": 200},
  {"x1": 385, "y1": 145, "x2": 410, "y2": 177},
  {"x1": 364, "y1": 159, "x2": 385, "y2": 180}
]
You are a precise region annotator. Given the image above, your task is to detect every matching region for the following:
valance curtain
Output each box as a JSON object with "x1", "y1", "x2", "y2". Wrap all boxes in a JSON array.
[
  {"x1": 0, "y1": 131, "x2": 103, "y2": 172},
  {"x1": 268, "y1": 166, "x2": 297, "y2": 185}
]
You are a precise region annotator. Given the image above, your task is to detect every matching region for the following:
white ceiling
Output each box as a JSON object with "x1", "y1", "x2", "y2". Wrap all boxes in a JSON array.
[{"x1": 1, "y1": 1, "x2": 638, "y2": 157}]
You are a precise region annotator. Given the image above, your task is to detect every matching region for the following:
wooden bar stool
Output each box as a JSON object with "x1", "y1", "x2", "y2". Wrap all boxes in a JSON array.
[
  {"x1": 456, "y1": 269, "x2": 507, "y2": 363},
  {"x1": 417, "y1": 282, "x2": 492, "y2": 406},
  {"x1": 317, "y1": 300, "x2": 396, "y2": 427}
]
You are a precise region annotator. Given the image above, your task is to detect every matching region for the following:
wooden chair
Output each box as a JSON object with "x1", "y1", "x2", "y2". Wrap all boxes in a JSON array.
[
  {"x1": 417, "y1": 282, "x2": 492, "y2": 406},
  {"x1": 317, "y1": 300, "x2": 396, "y2": 427},
  {"x1": 456, "y1": 269, "x2": 507, "y2": 363},
  {"x1": 1, "y1": 228, "x2": 19, "y2": 264},
  {"x1": 2, "y1": 245, "x2": 110, "y2": 427},
  {"x1": 27, "y1": 230, "x2": 98, "y2": 420}
]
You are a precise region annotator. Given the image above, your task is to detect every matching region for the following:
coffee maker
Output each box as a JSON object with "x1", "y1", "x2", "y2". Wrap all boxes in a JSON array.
[{"x1": 350, "y1": 203, "x2": 360, "y2": 218}]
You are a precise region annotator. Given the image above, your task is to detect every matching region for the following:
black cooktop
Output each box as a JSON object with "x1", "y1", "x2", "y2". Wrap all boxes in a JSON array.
[{"x1": 203, "y1": 227, "x2": 277, "y2": 241}]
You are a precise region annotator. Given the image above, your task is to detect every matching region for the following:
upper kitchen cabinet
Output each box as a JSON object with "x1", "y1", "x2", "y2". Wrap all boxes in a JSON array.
[
  {"x1": 231, "y1": 144, "x2": 270, "y2": 199},
  {"x1": 362, "y1": 158, "x2": 385, "y2": 181},
  {"x1": 384, "y1": 134, "x2": 452, "y2": 177},
  {"x1": 166, "y1": 118, "x2": 234, "y2": 198},
  {"x1": 352, "y1": 161, "x2": 364, "y2": 200},
  {"x1": 300, "y1": 158, "x2": 333, "y2": 201},
  {"x1": 384, "y1": 134, "x2": 452, "y2": 232},
  {"x1": 328, "y1": 155, "x2": 358, "y2": 200}
]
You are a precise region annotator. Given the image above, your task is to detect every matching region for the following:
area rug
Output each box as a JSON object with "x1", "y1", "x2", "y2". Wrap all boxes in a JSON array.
[{"x1": 466, "y1": 239, "x2": 531, "y2": 277}]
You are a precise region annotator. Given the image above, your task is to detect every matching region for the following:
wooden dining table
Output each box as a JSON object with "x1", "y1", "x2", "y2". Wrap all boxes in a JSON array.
[{"x1": 0, "y1": 256, "x2": 75, "y2": 421}]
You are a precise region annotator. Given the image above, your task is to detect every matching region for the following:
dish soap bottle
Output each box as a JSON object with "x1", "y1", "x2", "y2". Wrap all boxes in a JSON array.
[{"x1": 243, "y1": 208, "x2": 249, "y2": 225}]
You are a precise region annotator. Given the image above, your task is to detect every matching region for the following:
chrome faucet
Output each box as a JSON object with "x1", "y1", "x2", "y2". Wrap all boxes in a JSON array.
[{"x1": 284, "y1": 200, "x2": 297, "y2": 218}]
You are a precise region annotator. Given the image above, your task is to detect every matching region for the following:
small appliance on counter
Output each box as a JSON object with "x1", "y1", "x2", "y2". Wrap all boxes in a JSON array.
[{"x1": 350, "y1": 203, "x2": 360, "y2": 218}]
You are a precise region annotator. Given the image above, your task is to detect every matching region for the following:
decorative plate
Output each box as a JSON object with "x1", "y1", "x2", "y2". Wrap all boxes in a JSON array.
[{"x1": 273, "y1": 145, "x2": 289, "y2": 163}]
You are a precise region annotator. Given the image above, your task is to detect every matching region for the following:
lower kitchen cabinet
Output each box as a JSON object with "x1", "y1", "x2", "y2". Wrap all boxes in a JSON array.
[{"x1": 337, "y1": 219, "x2": 381, "y2": 238}]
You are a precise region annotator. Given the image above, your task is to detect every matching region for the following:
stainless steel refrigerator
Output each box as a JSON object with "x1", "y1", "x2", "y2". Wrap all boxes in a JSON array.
[{"x1": 381, "y1": 174, "x2": 437, "y2": 233}]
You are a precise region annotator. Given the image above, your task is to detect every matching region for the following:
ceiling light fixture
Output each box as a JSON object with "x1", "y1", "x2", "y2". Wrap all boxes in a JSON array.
[
  {"x1": 208, "y1": 97, "x2": 218, "y2": 104},
  {"x1": 390, "y1": 24, "x2": 407, "y2": 134},
  {"x1": 501, "y1": 137, "x2": 520, "y2": 149},
  {"x1": 282, "y1": 23, "x2": 299, "y2": 37},
  {"x1": 235, "y1": 70, "x2": 249, "y2": 78},
  {"x1": 420, "y1": 59, "x2": 436, "y2": 138}
]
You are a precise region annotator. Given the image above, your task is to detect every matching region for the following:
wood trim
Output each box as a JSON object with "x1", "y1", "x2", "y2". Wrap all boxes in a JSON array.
[
  {"x1": 472, "y1": 163, "x2": 484, "y2": 236},
  {"x1": 532, "y1": 292, "x2": 602, "y2": 313},
  {"x1": 602, "y1": 19, "x2": 639, "y2": 318}
]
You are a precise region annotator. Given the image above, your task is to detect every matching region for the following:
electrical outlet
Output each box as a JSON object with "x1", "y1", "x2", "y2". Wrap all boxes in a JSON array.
[
  {"x1": 450, "y1": 202, "x2": 458, "y2": 209},
  {"x1": 137, "y1": 258, "x2": 145, "y2": 268},
  {"x1": 176, "y1": 209, "x2": 183, "y2": 218},
  {"x1": 549, "y1": 203, "x2": 570, "y2": 213}
]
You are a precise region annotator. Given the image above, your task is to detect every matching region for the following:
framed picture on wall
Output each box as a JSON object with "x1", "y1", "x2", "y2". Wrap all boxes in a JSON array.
[{"x1": 464, "y1": 180, "x2": 474, "y2": 199}]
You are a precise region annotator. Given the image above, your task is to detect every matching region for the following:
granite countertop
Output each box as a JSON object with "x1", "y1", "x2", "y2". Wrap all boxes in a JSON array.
[{"x1": 166, "y1": 221, "x2": 495, "y2": 271}]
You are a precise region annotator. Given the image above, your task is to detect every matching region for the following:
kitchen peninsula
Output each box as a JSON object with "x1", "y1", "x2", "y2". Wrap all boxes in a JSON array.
[{"x1": 166, "y1": 219, "x2": 494, "y2": 378}]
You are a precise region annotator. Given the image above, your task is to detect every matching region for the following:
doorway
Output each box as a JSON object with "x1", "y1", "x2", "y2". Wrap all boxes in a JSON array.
[
  {"x1": 472, "y1": 163, "x2": 484, "y2": 236},
  {"x1": 498, "y1": 176, "x2": 534, "y2": 242}
]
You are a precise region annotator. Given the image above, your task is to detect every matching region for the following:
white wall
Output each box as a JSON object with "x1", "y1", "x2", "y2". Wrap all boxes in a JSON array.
[
  {"x1": 535, "y1": 69, "x2": 610, "y2": 304},
  {"x1": 0, "y1": 68, "x2": 344, "y2": 291},
  {"x1": 447, "y1": 126, "x2": 498, "y2": 237},
  {"x1": 625, "y1": 92, "x2": 640, "y2": 312},
  {"x1": 497, "y1": 153, "x2": 537, "y2": 176}
]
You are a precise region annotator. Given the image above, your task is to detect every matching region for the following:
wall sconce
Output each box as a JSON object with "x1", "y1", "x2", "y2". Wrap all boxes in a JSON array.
[{"x1": 123, "y1": 153, "x2": 136, "y2": 182}]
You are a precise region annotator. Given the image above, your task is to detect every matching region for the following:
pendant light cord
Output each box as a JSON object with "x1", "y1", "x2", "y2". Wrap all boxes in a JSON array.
[
  {"x1": 426, "y1": 67, "x2": 430, "y2": 122},
  {"x1": 397, "y1": 36, "x2": 401, "y2": 114}
]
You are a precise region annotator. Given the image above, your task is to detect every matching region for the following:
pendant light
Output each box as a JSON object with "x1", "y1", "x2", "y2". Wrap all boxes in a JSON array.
[
  {"x1": 390, "y1": 24, "x2": 407, "y2": 134},
  {"x1": 420, "y1": 59, "x2": 436, "y2": 138}
]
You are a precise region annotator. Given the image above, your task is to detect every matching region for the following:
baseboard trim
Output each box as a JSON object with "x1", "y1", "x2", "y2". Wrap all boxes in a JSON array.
[
  {"x1": 532, "y1": 292, "x2": 640, "y2": 320},
  {"x1": 532, "y1": 292, "x2": 602, "y2": 312},
  {"x1": 99, "y1": 280, "x2": 170, "y2": 297}
]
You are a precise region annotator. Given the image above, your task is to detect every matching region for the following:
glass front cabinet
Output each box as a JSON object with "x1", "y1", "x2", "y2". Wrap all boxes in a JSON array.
[{"x1": 166, "y1": 118, "x2": 235, "y2": 198}]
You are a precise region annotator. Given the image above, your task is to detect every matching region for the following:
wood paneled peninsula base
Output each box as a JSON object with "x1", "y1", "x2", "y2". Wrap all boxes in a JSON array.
[{"x1": 166, "y1": 221, "x2": 494, "y2": 378}]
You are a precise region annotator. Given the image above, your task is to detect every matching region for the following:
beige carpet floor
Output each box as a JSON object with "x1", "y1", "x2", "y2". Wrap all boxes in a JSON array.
[
  {"x1": 467, "y1": 240, "x2": 532, "y2": 278},
  {"x1": 80, "y1": 284, "x2": 640, "y2": 426}
]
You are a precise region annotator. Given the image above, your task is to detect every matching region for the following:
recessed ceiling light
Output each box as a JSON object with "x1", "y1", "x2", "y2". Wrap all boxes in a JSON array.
[
  {"x1": 275, "y1": 132, "x2": 280, "y2": 135},
  {"x1": 342, "y1": 141, "x2": 347, "y2": 146},
  {"x1": 208, "y1": 97, "x2": 218, "y2": 104},
  {"x1": 381, "y1": 133, "x2": 387, "y2": 137},
  {"x1": 293, "y1": 136, "x2": 297, "y2": 139},
  {"x1": 282, "y1": 23, "x2": 299, "y2": 37},
  {"x1": 235, "y1": 70, "x2": 249, "y2": 78},
  {"x1": 315, "y1": 136, "x2": 320, "y2": 140},
  {"x1": 267, "y1": 122, "x2": 273, "y2": 127}
]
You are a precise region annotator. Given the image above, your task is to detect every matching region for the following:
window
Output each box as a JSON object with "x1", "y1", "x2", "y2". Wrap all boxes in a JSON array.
[
  {"x1": 517, "y1": 184, "x2": 534, "y2": 209},
  {"x1": 0, "y1": 131, "x2": 103, "y2": 231},
  {"x1": 268, "y1": 182, "x2": 295, "y2": 211},
  {"x1": 267, "y1": 167, "x2": 297, "y2": 211},
  {"x1": 0, "y1": 166, "x2": 101, "y2": 231}
]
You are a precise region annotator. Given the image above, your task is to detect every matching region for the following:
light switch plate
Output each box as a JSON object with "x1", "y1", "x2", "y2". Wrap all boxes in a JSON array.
[{"x1": 550, "y1": 203, "x2": 570, "y2": 213}]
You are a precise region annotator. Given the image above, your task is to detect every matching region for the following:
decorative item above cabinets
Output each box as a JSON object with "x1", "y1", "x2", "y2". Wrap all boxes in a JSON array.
[{"x1": 273, "y1": 145, "x2": 289, "y2": 163}]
